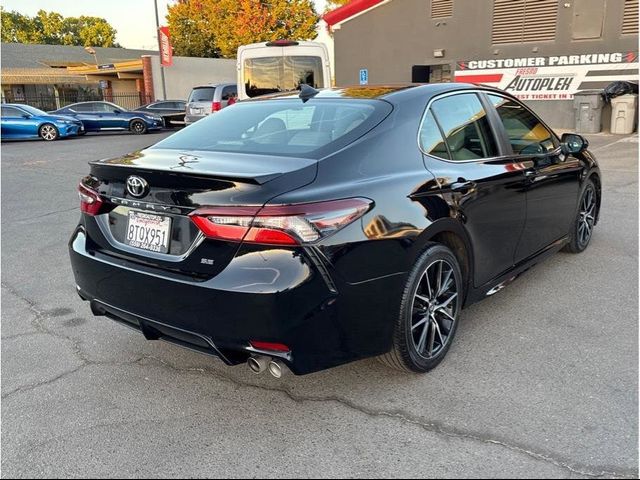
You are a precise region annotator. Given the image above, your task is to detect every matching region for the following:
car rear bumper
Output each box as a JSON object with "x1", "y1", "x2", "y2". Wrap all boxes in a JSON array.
[{"x1": 69, "y1": 226, "x2": 403, "y2": 374}]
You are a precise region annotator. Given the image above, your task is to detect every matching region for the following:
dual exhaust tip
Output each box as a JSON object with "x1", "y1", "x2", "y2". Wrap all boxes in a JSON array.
[{"x1": 248, "y1": 355, "x2": 285, "y2": 378}]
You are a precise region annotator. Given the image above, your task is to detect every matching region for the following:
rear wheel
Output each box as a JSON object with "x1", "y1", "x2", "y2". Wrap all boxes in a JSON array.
[
  {"x1": 39, "y1": 123, "x2": 59, "y2": 141},
  {"x1": 563, "y1": 180, "x2": 597, "y2": 253},
  {"x1": 130, "y1": 120, "x2": 147, "y2": 135},
  {"x1": 380, "y1": 244, "x2": 463, "y2": 373}
]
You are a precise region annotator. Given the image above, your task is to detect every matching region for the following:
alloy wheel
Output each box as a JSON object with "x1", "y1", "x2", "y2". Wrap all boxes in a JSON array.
[
  {"x1": 40, "y1": 124, "x2": 57, "y2": 141},
  {"x1": 131, "y1": 121, "x2": 146, "y2": 134},
  {"x1": 410, "y1": 259, "x2": 459, "y2": 359},
  {"x1": 578, "y1": 186, "x2": 596, "y2": 248}
]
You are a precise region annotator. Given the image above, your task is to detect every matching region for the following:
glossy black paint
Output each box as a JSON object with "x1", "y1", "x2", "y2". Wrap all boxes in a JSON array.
[{"x1": 69, "y1": 84, "x2": 601, "y2": 374}]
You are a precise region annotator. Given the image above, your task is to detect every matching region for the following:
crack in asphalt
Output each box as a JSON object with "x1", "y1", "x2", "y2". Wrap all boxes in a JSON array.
[{"x1": 1, "y1": 283, "x2": 637, "y2": 479}]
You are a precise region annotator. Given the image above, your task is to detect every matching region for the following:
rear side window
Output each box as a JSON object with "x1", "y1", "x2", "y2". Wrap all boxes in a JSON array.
[
  {"x1": 419, "y1": 111, "x2": 449, "y2": 160},
  {"x1": 72, "y1": 103, "x2": 94, "y2": 112},
  {"x1": 221, "y1": 86, "x2": 237, "y2": 100},
  {"x1": 188, "y1": 87, "x2": 215, "y2": 102},
  {"x1": 152, "y1": 99, "x2": 391, "y2": 158},
  {"x1": 488, "y1": 94, "x2": 557, "y2": 155},
  {"x1": 429, "y1": 93, "x2": 498, "y2": 161}
]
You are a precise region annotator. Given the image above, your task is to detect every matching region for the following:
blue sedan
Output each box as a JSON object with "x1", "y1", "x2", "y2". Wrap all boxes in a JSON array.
[
  {"x1": 51, "y1": 101, "x2": 163, "y2": 134},
  {"x1": 1, "y1": 104, "x2": 84, "y2": 141}
]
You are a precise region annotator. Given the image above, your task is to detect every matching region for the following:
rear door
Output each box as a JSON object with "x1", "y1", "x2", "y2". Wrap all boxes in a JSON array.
[
  {"x1": 420, "y1": 91, "x2": 528, "y2": 287},
  {"x1": 187, "y1": 87, "x2": 215, "y2": 118},
  {"x1": 71, "y1": 103, "x2": 101, "y2": 130},
  {"x1": 485, "y1": 94, "x2": 581, "y2": 261}
]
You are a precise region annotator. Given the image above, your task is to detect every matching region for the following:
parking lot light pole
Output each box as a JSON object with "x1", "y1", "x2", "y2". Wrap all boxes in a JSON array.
[{"x1": 154, "y1": 0, "x2": 168, "y2": 100}]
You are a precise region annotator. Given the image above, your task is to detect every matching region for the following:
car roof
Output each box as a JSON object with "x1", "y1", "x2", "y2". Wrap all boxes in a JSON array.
[
  {"x1": 191, "y1": 83, "x2": 236, "y2": 89},
  {"x1": 247, "y1": 83, "x2": 516, "y2": 104}
]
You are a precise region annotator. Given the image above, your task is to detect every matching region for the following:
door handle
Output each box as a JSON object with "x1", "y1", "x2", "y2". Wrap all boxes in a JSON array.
[{"x1": 450, "y1": 180, "x2": 476, "y2": 193}]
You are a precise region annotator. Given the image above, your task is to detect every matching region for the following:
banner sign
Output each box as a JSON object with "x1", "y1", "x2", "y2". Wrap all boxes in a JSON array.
[
  {"x1": 455, "y1": 51, "x2": 638, "y2": 100},
  {"x1": 159, "y1": 26, "x2": 173, "y2": 67}
]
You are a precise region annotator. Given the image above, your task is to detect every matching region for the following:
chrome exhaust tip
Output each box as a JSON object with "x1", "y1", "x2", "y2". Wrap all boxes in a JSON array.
[
  {"x1": 268, "y1": 359, "x2": 285, "y2": 378},
  {"x1": 247, "y1": 355, "x2": 269, "y2": 374}
]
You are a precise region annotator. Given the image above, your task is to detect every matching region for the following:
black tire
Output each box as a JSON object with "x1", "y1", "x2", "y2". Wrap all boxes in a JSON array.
[
  {"x1": 379, "y1": 244, "x2": 463, "y2": 373},
  {"x1": 38, "y1": 123, "x2": 59, "y2": 141},
  {"x1": 130, "y1": 120, "x2": 147, "y2": 135},
  {"x1": 563, "y1": 180, "x2": 597, "y2": 253}
]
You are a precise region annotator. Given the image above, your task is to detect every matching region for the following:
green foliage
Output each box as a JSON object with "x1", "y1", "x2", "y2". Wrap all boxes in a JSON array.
[
  {"x1": 0, "y1": 8, "x2": 120, "y2": 47},
  {"x1": 167, "y1": 0, "x2": 319, "y2": 59}
]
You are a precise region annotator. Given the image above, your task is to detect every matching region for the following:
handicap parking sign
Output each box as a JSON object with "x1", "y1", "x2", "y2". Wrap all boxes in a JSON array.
[{"x1": 359, "y1": 69, "x2": 368, "y2": 85}]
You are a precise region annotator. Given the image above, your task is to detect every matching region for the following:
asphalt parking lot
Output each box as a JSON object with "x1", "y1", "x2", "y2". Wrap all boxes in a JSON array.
[{"x1": 1, "y1": 130, "x2": 638, "y2": 478}]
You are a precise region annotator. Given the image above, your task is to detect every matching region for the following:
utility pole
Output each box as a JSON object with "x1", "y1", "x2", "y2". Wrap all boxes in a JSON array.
[{"x1": 154, "y1": 0, "x2": 167, "y2": 100}]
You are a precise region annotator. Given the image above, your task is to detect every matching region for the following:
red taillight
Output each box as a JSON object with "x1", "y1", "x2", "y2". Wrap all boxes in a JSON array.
[
  {"x1": 189, "y1": 198, "x2": 372, "y2": 246},
  {"x1": 78, "y1": 183, "x2": 104, "y2": 216},
  {"x1": 250, "y1": 341, "x2": 291, "y2": 353},
  {"x1": 212, "y1": 101, "x2": 222, "y2": 112}
]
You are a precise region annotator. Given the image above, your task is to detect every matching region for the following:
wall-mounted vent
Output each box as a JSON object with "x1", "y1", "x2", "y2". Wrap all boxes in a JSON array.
[
  {"x1": 623, "y1": 0, "x2": 639, "y2": 35},
  {"x1": 432, "y1": 0, "x2": 453, "y2": 19},
  {"x1": 492, "y1": 0, "x2": 558, "y2": 44}
]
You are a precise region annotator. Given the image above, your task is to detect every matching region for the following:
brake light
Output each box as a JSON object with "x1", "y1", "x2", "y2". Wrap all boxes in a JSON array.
[
  {"x1": 78, "y1": 183, "x2": 104, "y2": 215},
  {"x1": 212, "y1": 101, "x2": 222, "y2": 112},
  {"x1": 190, "y1": 198, "x2": 372, "y2": 245},
  {"x1": 266, "y1": 40, "x2": 299, "y2": 47}
]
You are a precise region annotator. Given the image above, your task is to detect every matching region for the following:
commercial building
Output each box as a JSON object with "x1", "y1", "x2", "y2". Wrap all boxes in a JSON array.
[{"x1": 324, "y1": 0, "x2": 639, "y2": 128}]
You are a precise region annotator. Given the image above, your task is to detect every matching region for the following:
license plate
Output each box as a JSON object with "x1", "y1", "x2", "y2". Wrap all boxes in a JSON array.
[
  {"x1": 190, "y1": 107, "x2": 202, "y2": 115},
  {"x1": 125, "y1": 211, "x2": 171, "y2": 254}
]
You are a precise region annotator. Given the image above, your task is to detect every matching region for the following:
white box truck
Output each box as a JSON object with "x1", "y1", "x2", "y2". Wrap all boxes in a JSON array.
[{"x1": 237, "y1": 40, "x2": 332, "y2": 100}]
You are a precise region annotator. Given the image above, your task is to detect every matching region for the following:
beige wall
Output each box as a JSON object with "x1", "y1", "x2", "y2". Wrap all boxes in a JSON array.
[{"x1": 150, "y1": 55, "x2": 236, "y2": 100}]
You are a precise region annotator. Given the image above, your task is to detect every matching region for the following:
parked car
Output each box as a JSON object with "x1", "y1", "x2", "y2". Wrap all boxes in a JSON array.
[
  {"x1": 1, "y1": 104, "x2": 84, "y2": 141},
  {"x1": 185, "y1": 83, "x2": 237, "y2": 126},
  {"x1": 69, "y1": 84, "x2": 601, "y2": 376},
  {"x1": 51, "y1": 101, "x2": 163, "y2": 134},
  {"x1": 133, "y1": 100, "x2": 187, "y2": 128}
]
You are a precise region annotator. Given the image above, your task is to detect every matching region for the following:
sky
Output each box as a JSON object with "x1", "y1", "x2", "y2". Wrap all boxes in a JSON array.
[{"x1": 1, "y1": 0, "x2": 329, "y2": 50}]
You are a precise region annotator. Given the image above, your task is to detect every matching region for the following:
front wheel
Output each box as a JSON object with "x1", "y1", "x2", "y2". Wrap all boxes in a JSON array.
[
  {"x1": 563, "y1": 180, "x2": 597, "y2": 253},
  {"x1": 130, "y1": 120, "x2": 147, "y2": 135},
  {"x1": 380, "y1": 244, "x2": 463, "y2": 373},
  {"x1": 39, "y1": 123, "x2": 59, "y2": 141}
]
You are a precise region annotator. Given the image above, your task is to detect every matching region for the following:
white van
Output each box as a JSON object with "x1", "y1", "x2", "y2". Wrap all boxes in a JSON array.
[{"x1": 237, "y1": 40, "x2": 332, "y2": 100}]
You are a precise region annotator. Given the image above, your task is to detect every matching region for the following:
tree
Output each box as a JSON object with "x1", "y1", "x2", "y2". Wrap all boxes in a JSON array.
[
  {"x1": 0, "y1": 8, "x2": 119, "y2": 47},
  {"x1": 325, "y1": 0, "x2": 350, "y2": 10},
  {"x1": 167, "y1": 0, "x2": 319, "y2": 58}
]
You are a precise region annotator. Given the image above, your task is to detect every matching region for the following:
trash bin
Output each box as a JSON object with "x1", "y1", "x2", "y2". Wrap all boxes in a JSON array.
[
  {"x1": 610, "y1": 94, "x2": 638, "y2": 135},
  {"x1": 573, "y1": 90, "x2": 604, "y2": 134}
]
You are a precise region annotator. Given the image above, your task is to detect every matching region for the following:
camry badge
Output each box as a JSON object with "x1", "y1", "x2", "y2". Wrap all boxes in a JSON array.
[{"x1": 126, "y1": 175, "x2": 149, "y2": 198}]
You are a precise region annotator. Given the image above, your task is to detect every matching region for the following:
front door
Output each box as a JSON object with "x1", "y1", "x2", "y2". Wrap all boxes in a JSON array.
[{"x1": 485, "y1": 94, "x2": 581, "y2": 261}]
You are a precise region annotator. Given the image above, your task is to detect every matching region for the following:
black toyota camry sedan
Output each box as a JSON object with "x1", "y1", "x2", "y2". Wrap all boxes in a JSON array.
[{"x1": 69, "y1": 84, "x2": 601, "y2": 376}]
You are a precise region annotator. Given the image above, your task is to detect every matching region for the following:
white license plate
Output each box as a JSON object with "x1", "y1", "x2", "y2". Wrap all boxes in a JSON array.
[
  {"x1": 190, "y1": 107, "x2": 202, "y2": 115},
  {"x1": 125, "y1": 211, "x2": 171, "y2": 253}
]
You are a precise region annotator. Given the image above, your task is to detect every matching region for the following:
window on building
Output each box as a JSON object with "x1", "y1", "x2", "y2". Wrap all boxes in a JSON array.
[
  {"x1": 488, "y1": 94, "x2": 557, "y2": 155},
  {"x1": 623, "y1": 0, "x2": 639, "y2": 35},
  {"x1": 429, "y1": 93, "x2": 498, "y2": 161},
  {"x1": 492, "y1": 0, "x2": 559, "y2": 44},
  {"x1": 431, "y1": 0, "x2": 453, "y2": 19}
]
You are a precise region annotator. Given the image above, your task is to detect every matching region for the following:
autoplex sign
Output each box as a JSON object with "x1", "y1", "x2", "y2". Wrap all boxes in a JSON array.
[
  {"x1": 159, "y1": 26, "x2": 173, "y2": 67},
  {"x1": 454, "y1": 52, "x2": 638, "y2": 100}
]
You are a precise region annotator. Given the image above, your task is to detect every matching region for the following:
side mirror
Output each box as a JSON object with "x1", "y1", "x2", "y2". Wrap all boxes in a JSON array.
[
  {"x1": 22, "y1": 114, "x2": 31, "y2": 119},
  {"x1": 561, "y1": 133, "x2": 589, "y2": 155}
]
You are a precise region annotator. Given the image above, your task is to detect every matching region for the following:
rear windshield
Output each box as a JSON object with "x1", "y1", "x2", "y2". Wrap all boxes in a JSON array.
[
  {"x1": 188, "y1": 87, "x2": 215, "y2": 102},
  {"x1": 151, "y1": 99, "x2": 391, "y2": 158},
  {"x1": 243, "y1": 56, "x2": 324, "y2": 98}
]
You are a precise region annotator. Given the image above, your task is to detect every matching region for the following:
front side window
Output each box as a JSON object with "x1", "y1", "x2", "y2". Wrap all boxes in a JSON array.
[
  {"x1": 1, "y1": 106, "x2": 23, "y2": 117},
  {"x1": 429, "y1": 93, "x2": 498, "y2": 161},
  {"x1": 152, "y1": 99, "x2": 389, "y2": 158},
  {"x1": 243, "y1": 56, "x2": 324, "y2": 98},
  {"x1": 488, "y1": 94, "x2": 557, "y2": 155}
]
